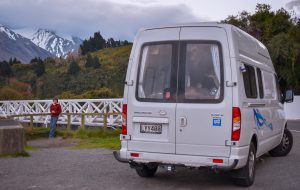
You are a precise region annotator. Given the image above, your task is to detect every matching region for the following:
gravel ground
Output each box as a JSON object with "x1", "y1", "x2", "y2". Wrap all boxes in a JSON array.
[{"x1": 0, "y1": 121, "x2": 299, "y2": 190}]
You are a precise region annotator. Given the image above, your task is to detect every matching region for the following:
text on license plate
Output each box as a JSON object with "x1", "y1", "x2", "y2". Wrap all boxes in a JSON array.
[{"x1": 140, "y1": 123, "x2": 162, "y2": 134}]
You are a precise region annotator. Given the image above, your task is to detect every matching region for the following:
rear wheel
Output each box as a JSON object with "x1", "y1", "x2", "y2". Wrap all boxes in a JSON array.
[
  {"x1": 232, "y1": 142, "x2": 256, "y2": 187},
  {"x1": 269, "y1": 128, "x2": 293, "y2": 157},
  {"x1": 135, "y1": 164, "x2": 158, "y2": 178}
]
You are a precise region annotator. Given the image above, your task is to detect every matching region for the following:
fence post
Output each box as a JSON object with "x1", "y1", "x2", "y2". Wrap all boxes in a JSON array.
[
  {"x1": 81, "y1": 114, "x2": 85, "y2": 129},
  {"x1": 30, "y1": 115, "x2": 33, "y2": 130},
  {"x1": 67, "y1": 113, "x2": 71, "y2": 131},
  {"x1": 103, "y1": 113, "x2": 107, "y2": 131}
]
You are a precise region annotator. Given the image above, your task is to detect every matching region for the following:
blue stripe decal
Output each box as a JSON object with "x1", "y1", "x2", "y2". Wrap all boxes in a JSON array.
[{"x1": 253, "y1": 109, "x2": 273, "y2": 130}]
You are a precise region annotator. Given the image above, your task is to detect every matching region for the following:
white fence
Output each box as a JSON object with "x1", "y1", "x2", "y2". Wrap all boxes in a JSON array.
[
  {"x1": 1, "y1": 97, "x2": 298, "y2": 127},
  {"x1": 284, "y1": 96, "x2": 300, "y2": 120},
  {"x1": 0, "y1": 99, "x2": 123, "y2": 128}
]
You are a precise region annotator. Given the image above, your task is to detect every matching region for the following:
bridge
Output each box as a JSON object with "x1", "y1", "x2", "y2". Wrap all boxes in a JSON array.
[{"x1": 0, "y1": 99, "x2": 123, "y2": 128}]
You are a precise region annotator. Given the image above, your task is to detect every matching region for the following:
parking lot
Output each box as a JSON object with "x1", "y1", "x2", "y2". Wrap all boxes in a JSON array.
[{"x1": 0, "y1": 121, "x2": 299, "y2": 190}]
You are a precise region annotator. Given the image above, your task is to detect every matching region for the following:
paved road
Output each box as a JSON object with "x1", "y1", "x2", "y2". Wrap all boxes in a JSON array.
[{"x1": 0, "y1": 121, "x2": 299, "y2": 190}]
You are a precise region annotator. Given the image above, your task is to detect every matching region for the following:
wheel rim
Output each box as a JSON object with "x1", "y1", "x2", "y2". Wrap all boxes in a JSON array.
[
  {"x1": 249, "y1": 150, "x2": 255, "y2": 178},
  {"x1": 282, "y1": 133, "x2": 290, "y2": 151}
]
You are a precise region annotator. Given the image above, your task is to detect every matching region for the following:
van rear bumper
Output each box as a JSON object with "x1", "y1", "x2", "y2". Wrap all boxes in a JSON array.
[{"x1": 114, "y1": 146, "x2": 248, "y2": 170}]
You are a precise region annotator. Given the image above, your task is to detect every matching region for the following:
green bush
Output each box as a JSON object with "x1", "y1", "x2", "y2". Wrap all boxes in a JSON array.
[{"x1": 0, "y1": 87, "x2": 23, "y2": 100}]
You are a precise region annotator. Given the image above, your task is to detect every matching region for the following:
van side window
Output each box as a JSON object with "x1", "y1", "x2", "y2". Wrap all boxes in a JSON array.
[
  {"x1": 242, "y1": 64, "x2": 257, "y2": 98},
  {"x1": 256, "y1": 68, "x2": 264, "y2": 98},
  {"x1": 137, "y1": 43, "x2": 175, "y2": 101},
  {"x1": 179, "y1": 42, "x2": 223, "y2": 102},
  {"x1": 261, "y1": 71, "x2": 276, "y2": 99}
]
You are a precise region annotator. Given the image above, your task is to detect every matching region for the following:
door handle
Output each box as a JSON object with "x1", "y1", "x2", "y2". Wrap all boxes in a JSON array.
[
  {"x1": 247, "y1": 103, "x2": 266, "y2": 107},
  {"x1": 180, "y1": 116, "x2": 187, "y2": 127}
]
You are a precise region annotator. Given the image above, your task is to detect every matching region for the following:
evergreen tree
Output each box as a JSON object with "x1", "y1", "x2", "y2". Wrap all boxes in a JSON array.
[
  {"x1": 80, "y1": 31, "x2": 106, "y2": 55},
  {"x1": 68, "y1": 60, "x2": 80, "y2": 75},
  {"x1": 85, "y1": 53, "x2": 94, "y2": 68},
  {"x1": 30, "y1": 57, "x2": 39, "y2": 63},
  {"x1": 106, "y1": 38, "x2": 116, "y2": 48},
  {"x1": 34, "y1": 58, "x2": 45, "y2": 77},
  {"x1": 93, "y1": 57, "x2": 100, "y2": 69},
  {"x1": 9, "y1": 57, "x2": 21, "y2": 65},
  {"x1": 0, "y1": 61, "x2": 13, "y2": 78},
  {"x1": 85, "y1": 54, "x2": 100, "y2": 69}
]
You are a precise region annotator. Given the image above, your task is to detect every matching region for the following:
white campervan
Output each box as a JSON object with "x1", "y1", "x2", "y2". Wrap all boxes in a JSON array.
[{"x1": 113, "y1": 23, "x2": 294, "y2": 187}]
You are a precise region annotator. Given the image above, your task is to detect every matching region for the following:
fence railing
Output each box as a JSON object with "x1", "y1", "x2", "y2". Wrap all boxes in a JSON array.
[
  {"x1": 0, "y1": 99, "x2": 123, "y2": 128},
  {"x1": 5, "y1": 112, "x2": 122, "y2": 130}
]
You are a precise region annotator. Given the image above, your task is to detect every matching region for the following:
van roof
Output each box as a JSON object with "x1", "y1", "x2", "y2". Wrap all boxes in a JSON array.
[
  {"x1": 143, "y1": 22, "x2": 222, "y2": 30},
  {"x1": 142, "y1": 22, "x2": 273, "y2": 70}
]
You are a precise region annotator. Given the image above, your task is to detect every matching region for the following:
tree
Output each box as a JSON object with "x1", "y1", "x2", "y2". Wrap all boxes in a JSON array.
[
  {"x1": 222, "y1": 3, "x2": 300, "y2": 94},
  {"x1": 269, "y1": 33, "x2": 300, "y2": 91},
  {"x1": 0, "y1": 61, "x2": 13, "y2": 78},
  {"x1": 68, "y1": 60, "x2": 80, "y2": 75},
  {"x1": 80, "y1": 32, "x2": 106, "y2": 55},
  {"x1": 85, "y1": 53, "x2": 94, "y2": 68},
  {"x1": 85, "y1": 54, "x2": 100, "y2": 69},
  {"x1": 30, "y1": 57, "x2": 39, "y2": 63},
  {"x1": 93, "y1": 57, "x2": 100, "y2": 69},
  {"x1": 34, "y1": 58, "x2": 45, "y2": 77},
  {"x1": 106, "y1": 38, "x2": 116, "y2": 48},
  {"x1": 9, "y1": 57, "x2": 21, "y2": 65}
]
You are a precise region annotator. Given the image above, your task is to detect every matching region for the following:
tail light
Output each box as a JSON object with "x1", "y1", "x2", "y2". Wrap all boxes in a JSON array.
[
  {"x1": 232, "y1": 107, "x2": 241, "y2": 141},
  {"x1": 213, "y1": 159, "x2": 223, "y2": 164},
  {"x1": 121, "y1": 104, "x2": 127, "y2": 135}
]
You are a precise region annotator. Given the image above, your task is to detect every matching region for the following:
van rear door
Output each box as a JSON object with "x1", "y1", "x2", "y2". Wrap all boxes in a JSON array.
[
  {"x1": 127, "y1": 28, "x2": 179, "y2": 154},
  {"x1": 176, "y1": 27, "x2": 232, "y2": 157}
]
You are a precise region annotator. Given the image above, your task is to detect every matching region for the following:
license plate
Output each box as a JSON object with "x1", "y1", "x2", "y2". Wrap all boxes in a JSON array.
[{"x1": 140, "y1": 123, "x2": 162, "y2": 134}]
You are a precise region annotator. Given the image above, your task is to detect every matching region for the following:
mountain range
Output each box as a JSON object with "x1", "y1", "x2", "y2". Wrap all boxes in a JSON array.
[{"x1": 0, "y1": 24, "x2": 82, "y2": 63}]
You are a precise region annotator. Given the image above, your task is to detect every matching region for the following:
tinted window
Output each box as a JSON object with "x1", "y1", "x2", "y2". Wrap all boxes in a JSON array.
[
  {"x1": 257, "y1": 68, "x2": 264, "y2": 98},
  {"x1": 137, "y1": 43, "x2": 176, "y2": 101},
  {"x1": 179, "y1": 42, "x2": 223, "y2": 102},
  {"x1": 243, "y1": 64, "x2": 257, "y2": 98}
]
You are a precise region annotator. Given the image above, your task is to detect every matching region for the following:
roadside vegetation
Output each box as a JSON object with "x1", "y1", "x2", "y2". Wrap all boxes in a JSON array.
[
  {"x1": 223, "y1": 4, "x2": 300, "y2": 93},
  {"x1": 24, "y1": 126, "x2": 120, "y2": 150}
]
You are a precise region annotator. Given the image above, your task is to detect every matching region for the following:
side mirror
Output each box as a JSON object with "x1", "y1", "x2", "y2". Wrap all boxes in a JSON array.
[{"x1": 284, "y1": 89, "x2": 294, "y2": 103}]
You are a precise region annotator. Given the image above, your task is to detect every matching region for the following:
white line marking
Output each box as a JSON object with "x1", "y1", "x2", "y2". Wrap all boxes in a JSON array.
[{"x1": 290, "y1": 129, "x2": 300, "y2": 133}]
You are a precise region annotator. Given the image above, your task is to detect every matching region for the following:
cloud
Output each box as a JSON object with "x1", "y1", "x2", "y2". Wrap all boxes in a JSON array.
[
  {"x1": 286, "y1": 0, "x2": 300, "y2": 14},
  {"x1": 0, "y1": 0, "x2": 204, "y2": 40}
]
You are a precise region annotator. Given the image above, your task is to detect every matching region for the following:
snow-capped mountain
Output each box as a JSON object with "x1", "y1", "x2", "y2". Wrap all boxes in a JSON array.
[
  {"x1": 14, "y1": 28, "x2": 82, "y2": 58},
  {"x1": 0, "y1": 24, "x2": 53, "y2": 63}
]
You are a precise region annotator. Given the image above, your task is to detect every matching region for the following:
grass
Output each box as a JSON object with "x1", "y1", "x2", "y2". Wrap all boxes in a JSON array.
[
  {"x1": 0, "y1": 150, "x2": 30, "y2": 158},
  {"x1": 69, "y1": 128, "x2": 121, "y2": 150},
  {"x1": 25, "y1": 126, "x2": 121, "y2": 150},
  {"x1": 24, "y1": 145, "x2": 39, "y2": 152},
  {"x1": 24, "y1": 127, "x2": 50, "y2": 140},
  {"x1": 74, "y1": 136, "x2": 120, "y2": 150},
  {"x1": 24, "y1": 126, "x2": 69, "y2": 140}
]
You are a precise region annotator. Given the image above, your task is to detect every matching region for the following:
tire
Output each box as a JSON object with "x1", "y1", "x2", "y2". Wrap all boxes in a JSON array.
[
  {"x1": 135, "y1": 164, "x2": 158, "y2": 178},
  {"x1": 269, "y1": 128, "x2": 293, "y2": 157},
  {"x1": 232, "y1": 142, "x2": 256, "y2": 187}
]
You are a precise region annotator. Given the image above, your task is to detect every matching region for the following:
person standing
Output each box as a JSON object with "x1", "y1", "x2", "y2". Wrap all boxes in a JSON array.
[{"x1": 49, "y1": 98, "x2": 62, "y2": 138}]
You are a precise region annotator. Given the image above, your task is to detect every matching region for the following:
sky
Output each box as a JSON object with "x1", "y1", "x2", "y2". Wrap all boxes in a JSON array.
[{"x1": 0, "y1": 0, "x2": 299, "y2": 40}]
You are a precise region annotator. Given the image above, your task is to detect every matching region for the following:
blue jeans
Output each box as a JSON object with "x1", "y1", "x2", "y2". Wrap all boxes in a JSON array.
[{"x1": 49, "y1": 117, "x2": 58, "y2": 138}]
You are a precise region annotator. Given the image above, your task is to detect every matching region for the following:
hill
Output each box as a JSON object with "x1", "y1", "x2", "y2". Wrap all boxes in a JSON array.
[{"x1": 0, "y1": 45, "x2": 132, "y2": 100}]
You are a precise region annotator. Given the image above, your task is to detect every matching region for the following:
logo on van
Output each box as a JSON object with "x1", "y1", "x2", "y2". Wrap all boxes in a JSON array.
[
  {"x1": 253, "y1": 109, "x2": 273, "y2": 130},
  {"x1": 212, "y1": 117, "x2": 222, "y2": 127}
]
